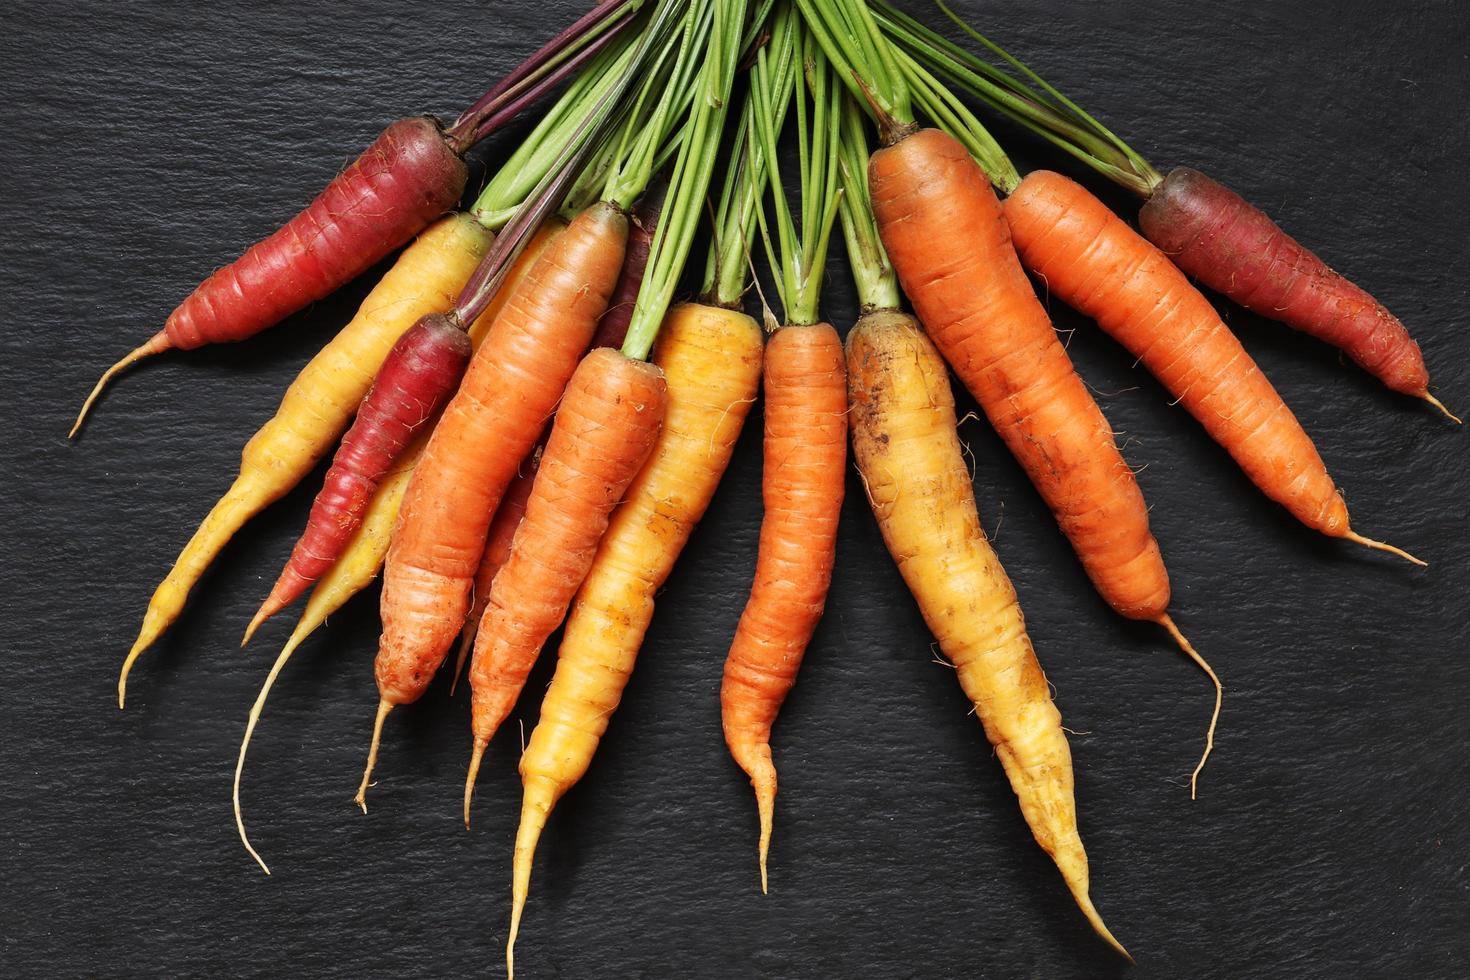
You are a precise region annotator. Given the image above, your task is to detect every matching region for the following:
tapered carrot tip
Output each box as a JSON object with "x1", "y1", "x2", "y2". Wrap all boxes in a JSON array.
[
  {"x1": 242, "y1": 590, "x2": 289, "y2": 647},
  {"x1": 354, "y1": 699, "x2": 393, "y2": 813},
  {"x1": 1155, "y1": 615, "x2": 1223, "y2": 800},
  {"x1": 757, "y1": 794, "x2": 773, "y2": 895},
  {"x1": 1344, "y1": 530, "x2": 1427, "y2": 567},
  {"x1": 463, "y1": 740, "x2": 487, "y2": 829},
  {"x1": 1423, "y1": 392, "x2": 1462, "y2": 425},
  {"x1": 508, "y1": 788, "x2": 550, "y2": 980},
  {"x1": 449, "y1": 631, "x2": 473, "y2": 697},
  {"x1": 234, "y1": 639, "x2": 302, "y2": 876},
  {"x1": 117, "y1": 633, "x2": 153, "y2": 709},
  {"x1": 1074, "y1": 890, "x2": 1133, "y2": 964},
  {"x1": 71, "y1": 331, "x2": 172, "y2": 438}
]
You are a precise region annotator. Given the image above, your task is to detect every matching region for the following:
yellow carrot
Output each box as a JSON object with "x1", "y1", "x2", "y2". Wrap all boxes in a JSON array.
[
  {"x1": 118, "y1": 214, "x2": 495, "y2": 705},
  {"x1": 847, "y1": 310, "x2": 1128, "y2": 960},
  {"x1": 506, "y1": 303, "x2": 764, "y2": 974}
]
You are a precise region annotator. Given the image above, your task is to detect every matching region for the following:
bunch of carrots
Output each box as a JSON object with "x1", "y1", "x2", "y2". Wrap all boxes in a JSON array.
[{"x1": 79, "y1": 0, "x2": 1451, "y2": 971}]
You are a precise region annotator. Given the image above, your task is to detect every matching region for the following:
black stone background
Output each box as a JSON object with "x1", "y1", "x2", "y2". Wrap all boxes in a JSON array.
[{"x1": 2, "y1": 1, "x2": 1466, "y2": 977}]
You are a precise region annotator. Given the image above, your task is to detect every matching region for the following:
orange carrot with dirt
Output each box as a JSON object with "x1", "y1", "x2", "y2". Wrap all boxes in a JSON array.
[
  {"x1": 461, "y1": 347, "x2": 667, "y2": 822},
  {"x1": 846, "y1": 307, "x2": 1129, "y2": 961},
  {"x1": 801, "y1": 0, "x2": 1220, "y2": 790},
  {"x1": 71, "y1": 1, "x2": 640, "y2": 434},
  {"x1": 879, "y1": 0, "x2": 1454, "y2": 420},
  {"x1": 720, "y1": 11, "x2": 846, "y2": 892},
  {"x1": 1004, "y1": 169, "x2": 1423, "y2": 564}
]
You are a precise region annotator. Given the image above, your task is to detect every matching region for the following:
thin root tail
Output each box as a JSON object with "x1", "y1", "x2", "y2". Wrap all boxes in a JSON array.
[
  {"x1": 71, "y1": 331, "x2": 171, "y2": 438},
  {"x1": 233, "y1": 638, "x2": 303, "y2": 875},
  {"x1": 463, "y1": 740, "x2": 487, "y2": 829},
  {"x1": 354, "y1": 699, "x2": 393, "y2": 813},
  {"x1": 1156, "y1": 614, "x2": 1222, "y2": 800},
  {"x1": 1423, "y1": 392, "x2": 1462, "y2": 425},
  {"x1": 1344, "y1": 529, "x2": 1427, "y2": 567}
]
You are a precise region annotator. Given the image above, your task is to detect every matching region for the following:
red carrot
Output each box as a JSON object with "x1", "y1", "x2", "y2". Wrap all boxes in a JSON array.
[
  {"x1": 71, "y1": 2, "x2": 641, "y2": 435},
  {"x1": 1138, "y1": 168, "x2": 1451, "y2": 418},
  {"x1": 245, "y1": 313, "x2": 472, "y2": 640}
]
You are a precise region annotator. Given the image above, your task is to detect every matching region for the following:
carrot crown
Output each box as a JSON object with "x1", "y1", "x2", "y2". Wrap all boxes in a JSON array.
[
  {"x1": 703, "y1": 9, "x2": 798, "y2": 309},
  {"x1": 455, "y1": 0, "x2": 689, "y2": 326},
  {"x1": 621, "y1": 0, "x2": 752, "y2": 361},
  {"x1": 875, "y1": 0, "x2": 1162, "y2": 197},
  {"x1": 795, "y1": 0, "x2": 1017, "y2": 191},
  {"x1": 751, "y1": 6, "x2": 842, "y2": 328},
  {"x1": 835, "y1": 95, "x2": 899, "y2": 312}
]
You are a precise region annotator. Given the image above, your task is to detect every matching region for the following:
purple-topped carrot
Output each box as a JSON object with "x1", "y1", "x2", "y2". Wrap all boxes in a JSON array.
[{"x1": 72, "y1": 0, "x2": 642, "y2": 435}]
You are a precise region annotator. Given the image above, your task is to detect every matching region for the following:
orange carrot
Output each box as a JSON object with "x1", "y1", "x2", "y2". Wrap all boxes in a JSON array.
[
  {"x1": 1003, "y1": 169, "x2": 1423, "y2": 564},
  {"x1": 868, "y1": 129, "x2": 1221, "y2": 791},
  {"x1": 462, "y1": 347, "x2": 667, "y2": 822},
  {"x1": 720, "y1": 322, "x2": 846, "y2": 891},
  {"x1": 355, "y1": 202, "x2": 628, "y2": 809},
  {"x1": 450, "y1": 444, "x2": 541, "y2": 696}
]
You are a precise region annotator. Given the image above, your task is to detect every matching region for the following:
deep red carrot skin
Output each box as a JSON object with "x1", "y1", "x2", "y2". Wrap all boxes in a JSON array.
[
  {"x1": 165, "y1": 117, "x2": 467, "y2": 351},
  {"x1": 591, "y1": 182, "x2": 665, "y2": 349},
  {"x1": 268, "y1": 313, "x2": 472, "y2": 607},
  {"x1": 1139, "y1": 166, "x2": 1428, "y2": 395}
]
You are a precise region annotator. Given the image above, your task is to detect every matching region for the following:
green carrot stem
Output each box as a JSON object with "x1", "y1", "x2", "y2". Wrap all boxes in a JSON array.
[
  {"x1": 472, "y1": 32, "x2": 641, "y2": 228},
  {"x1": 622, "y1": 0, "x2": 751, "y2": 361},
  {"x1": 835, "y1": 95, "x2": 899, "y2": 311},
  {"x1": 751, "y1": 8, "x2": 842, "y2": 327},
  {"x1": 704, "y1": 4, "x2": 795, "y2": 307}
]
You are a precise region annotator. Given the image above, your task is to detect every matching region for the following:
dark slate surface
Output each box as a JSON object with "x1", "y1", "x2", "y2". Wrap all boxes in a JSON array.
[{"x1": 2, "y1": 1, "x2": 1467, "y2": 977}]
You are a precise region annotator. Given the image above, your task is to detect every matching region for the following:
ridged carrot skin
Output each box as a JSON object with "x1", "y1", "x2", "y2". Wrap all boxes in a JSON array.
[
  {"x1": 507, "y1": 303, "x2": 764, "y2": 958},
  {"x1": 1139, "y1": 167, "x2": 1439, "y2": 407},
  {"x1": 463, "y1": 348, "x2": 667, "y2": 819},
  {"x1": 248, "y1": 314, "x2": 472, "y2": 634},
  {"x1": 76, "y1": 118, "x2": 467, "y2": 432},
  {"x1": 869, "y1": 128, "x2": 1167, "y2": 621},
  {"x1": 1008, "y1": 170, "x2": 1352, "y2": 535},
  {"x1": 451, "y1": 445, "x2": 542, "y2": 694},
  {"x1": 846, "y1": 309, "x2": 1127, "y2": 960},
  {"x1": 116, "y1": 214, "x2": 492, "y2": 704},
  {"x1": 356, "y1": 203, "x2": 627, "y2": 805},
  {"x1": 1006, "y1": 171, "x2": 1422, "y2": 569},
  {"x1": 720, "y1": 321, "x2": 846, "y2": 892}
]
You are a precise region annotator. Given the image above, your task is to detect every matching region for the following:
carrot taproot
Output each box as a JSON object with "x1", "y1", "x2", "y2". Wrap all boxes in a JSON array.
[
  {"x1": 450, "y1": 445, "x2": 542, "y2": 696},
  {"x1": 720, "y1": 322, "x2": 845, "y2": 891},
  {"x1": 847, "y1": 309, "x2": 1128, "y2": 960},
  {"x1": 462, "y1": 347, "x2": 667, "y2": 822},
  {"x1": 802, "y1": 0, "x2": 1220, "y2": 793},
  {"x1": 116, "y1": 213, "x2": 494, "y2": 705},
  {"x1": 1138, "y1": 167, "x2": 1451, "y2": 418},
  {"x1": 73, "y1": 1, "x2": 641, "y2": 433},
  {"x1": 73, "y1": 118, "x2": 468, "y2": 435},
  {"x1": 244, "y1": 314, "x2": 471, "y2": 639},
  {"x1": 355, "y1": 201, "x2": 628, "y2": 809},
  {"x1": 230, "y1": 225, "x2": 563, "y2": 870},
  {"x1": 1004, "y1": 169, "x2": 1423, "y2": 564},
  {"x1": 233, "y1": 433, "x2": 423, "y2": 874},
  {"x1": 507, "y1": 301, "x2": 764, "y2": 973},
  {"x1": 719, "y1": 15, "x2": 847, "y2": 891}
]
